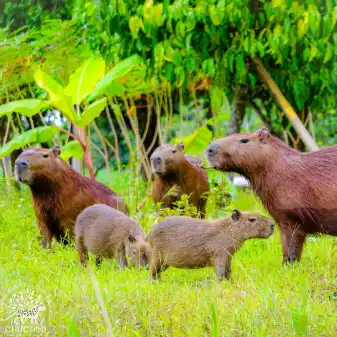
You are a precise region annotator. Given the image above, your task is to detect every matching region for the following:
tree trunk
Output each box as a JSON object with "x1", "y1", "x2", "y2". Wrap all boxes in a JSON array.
[
  {"x1": 228, "y1": 85, "x2": 249, "y2": 135},
  {"x1": 253, "y1": 57, "x2": 319, "y2": 151}
]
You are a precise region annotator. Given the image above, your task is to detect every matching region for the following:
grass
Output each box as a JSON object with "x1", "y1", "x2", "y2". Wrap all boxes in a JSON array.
[{"x1": 0, "y1": 171, "x2": 337, "y2": 337}]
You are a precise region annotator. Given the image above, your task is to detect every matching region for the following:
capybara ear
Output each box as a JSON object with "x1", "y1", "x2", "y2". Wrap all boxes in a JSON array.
[
  {"x1": 231, "y1": 209, "x2": 241, "y2": 221},
  {"x1": 176, "y1": 142, "x2": 184, "y2": 152},
  {"x1": 128, "y1": 234, "x2": 136, "y2": 243},
  {"x1": 256, "y1": 127, "x2": 270, "y2": 143},
  {"x1": 52, "y1": 146, "x2": 61, "y2": 157}
]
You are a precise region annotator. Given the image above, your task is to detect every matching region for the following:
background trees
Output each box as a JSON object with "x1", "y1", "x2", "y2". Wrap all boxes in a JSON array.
[{"x1": 1, "y1": 0, "x2": 337, "y2": 179}]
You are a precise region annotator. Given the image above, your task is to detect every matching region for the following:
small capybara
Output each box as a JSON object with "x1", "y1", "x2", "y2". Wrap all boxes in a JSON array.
[
  {"x1": 15, "y1": 146, "x2": 126, "y2": 248},
  {"x1": 146, "y1": 209, "x2": 274, "y2": 281},
  {"x1": 75, "y1": 204, "x2": 149, "y2": 267},
  {"x1": 150, "y1": 142, "x2": 210, "y2": 218},
  {"x1": 207, "y1": 127, "x2": 337, "y2": 264}
]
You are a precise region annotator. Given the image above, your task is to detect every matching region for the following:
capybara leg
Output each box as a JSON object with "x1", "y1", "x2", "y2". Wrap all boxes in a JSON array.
[
  {"x1": 149, "y1": 257, "x2": 164, "y2": 281},
  {"x1": 224, "y1": 256, "x2": 232, "y2": 280},
  {"x1": 95, "y1": 256, "x2": 103, "y2": 267},
  {"x1": 280, "y1": 227, "x2": 291, "y2": 264},
  {"x1": 215, "y1": 263, "x2": 226, "y2": 281},
  {"x1": 281, "y1": 225, "x2": 306, "y2": 263},
  {"x1": 198, "y1": 199, "x2": 207, "y2": 219},
  {"x1": 39, "y1": 221, "x2": 53, "y2": 249},
  {"x1": 75, "y1": 237, "x2": 88, "y2": 266},
  {"x1": 288, "y1": 229, "x2": 306, "y2": 262},
  {"x1": 214, "y1": 253, "x2": 230, "y2": 281}
]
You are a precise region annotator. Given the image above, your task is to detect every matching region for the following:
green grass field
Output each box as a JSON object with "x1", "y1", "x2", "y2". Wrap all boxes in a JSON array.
[{"x1": 1, "y1": 172, "x2": 337, "y2": 337}]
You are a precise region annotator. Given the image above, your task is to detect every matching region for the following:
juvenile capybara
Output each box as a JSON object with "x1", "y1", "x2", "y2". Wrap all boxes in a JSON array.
[
  {"x1": 207, "y1": 127, "x2": 337, "y2": 263},
  {"x1": 75, "y1": 204, "x2": 149, "y2": 267},
  {"x1": 146, "y1": 209, "x2": 274, "y2": 281},
  {"x1": 15, "y1": 146, "x2": 126, "y2": 248},
  {"x1": 150, "y1": 142, "x2": 209, "y2": 218}
]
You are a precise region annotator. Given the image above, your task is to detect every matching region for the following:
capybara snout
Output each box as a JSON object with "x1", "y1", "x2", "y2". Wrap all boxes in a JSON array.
[
  {"x1": 75, "y1": 204, "x2": 149, "y2": 268},
  {"x1": 125, "y1": 234, "x2": 149, "y2": 267}
]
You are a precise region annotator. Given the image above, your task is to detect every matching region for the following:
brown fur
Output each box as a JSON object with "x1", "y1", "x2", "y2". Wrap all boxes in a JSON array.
[
  {"x1": 75, "y1": 204, "x2": 149, "y2": 267},
  {"x1": 15, "y1": 146, "x2": 126, "y2": 248},
  {"x1": 146, "y1": 210, "x2": 274, "y2": 281},
  {"x1": 207, "y1": 128, "x2": 337, "y2": 263},
  {"x1": 150, "y1": 143, "x2": 209, "y2": 218}
]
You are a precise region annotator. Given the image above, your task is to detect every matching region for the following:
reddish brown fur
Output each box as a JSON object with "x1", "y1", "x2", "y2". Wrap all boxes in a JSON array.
[
  {"x1": 75, "y1": 204, "x2": 149, "y2": 267},
  {"x1": 15, "y1": 146, "x2": 126, "y2": 248},
  {"x1": 146, "y1": 210, "x2": 274, "y2": 281},
  {"x1": 207, "y1": 128, "x2": 337, "y2": 263},
  {"x1": 150, "y1": 143, "x2": 209, "y2": 218}
]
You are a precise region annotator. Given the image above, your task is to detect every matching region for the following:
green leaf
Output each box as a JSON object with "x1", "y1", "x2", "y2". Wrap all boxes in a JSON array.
[
  {"x1": 272, "y1": 0, "x2": 284, "y2": 7},
  {"x1": 60, "y1": 140, "x2": 84, "y2": 161},
  {"x1": 176, "y1": 22, "x2": 186, "y2": 40},
  {"x1": 154, "y1": 43, "x2": 165, "y2": 69},
  {"x1": 209, "y1": 5, "x2": 221, "y2": 25},
  {"x1": 34, "y1": 69, "x2": 77, "y2": 122},
  {"x1": 153, "y1": 4, "x2": 163, "y2": 26},
  {"x1": 105, "y1": 82, "x2": 126, "y2": 97},
  {"x1": 89, "y1": 54, "x2": 144, "y2": 101},
  {"x1": 65, "y1": 57, "x2": 105, "y2": 105},
  {"x1": 129, "y1": 16, "x2": 142, "y2": 38},
  {"x1": 309, "y1": 44, "x2": 318, "y2": 61},
  {"x1": 79, "y1": 98, "x2": 107, "y2": 127},
  {"x1": 248, "y1": 73, "x2": 257, "y2": 87},
  {"x1": 0, "y1": 100, "x2": 49, "y2": 118},
  {"x1": 323, "y1": 43, "x2": 333, "y2": 63},
  {"x1": 0, "y1": 126, "x2": 58, "y2": 159},
  {"x1": 34, "y1": 69, "x2": 64, "y2": 97},
  {"x1": 174, "y1": 125, "x2": 212, "y2": 156},
  {"x1": 236, "y1": 54, "x2": 245, "y2": 75}
]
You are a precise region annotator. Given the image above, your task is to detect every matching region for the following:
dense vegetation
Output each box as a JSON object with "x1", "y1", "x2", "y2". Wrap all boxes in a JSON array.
[{"x1": 1, "y1": 0, "x2": 337, "y2": 336}]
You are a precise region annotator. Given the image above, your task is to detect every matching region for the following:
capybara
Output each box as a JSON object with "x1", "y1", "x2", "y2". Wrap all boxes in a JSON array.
[
  {"x1": 15, "y1": 146, "x2": 126, "y2": 248},
  {"x1": 146, "y1": 209, "x2": 274, "y2": 281},
  {"x1": 207, "y1": 127, "x2": 337, "y2": 264},
  {"x1": 150, "y1": 142, "x2": 210, "y2": 218},
  {"x1": 75, "y1": 204, "x2": 149, "y2": 267}
]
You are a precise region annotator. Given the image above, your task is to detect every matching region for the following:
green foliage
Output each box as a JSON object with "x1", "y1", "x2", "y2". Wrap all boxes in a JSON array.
[
  {"x1": 79, "y1": 98, "x2": 107, "y2": 128},
  {"x1": 88, "y1": 54, "x2": 146, "y2": 101},
  {"x1": 60, "y1": 140, "x2": 84, "y2": 161},
  {"x1": 74, "y1": 0, "x2": 337, "y2": 112},
  {"x1": 65, "y1": 57, "x2": 106, "y2": 105},
  {"x1": 34, "y1": 68, "x2": 78, "y2": 122},
  {"x1": 0, "y1": 126, "x2": 57, "y2": 159},
  {"x1": 174, "y1": 124, "x2": 213, "y2": 157},
  {"x1": 0, "y1": 99, "x2": 48, "y2": 118}
]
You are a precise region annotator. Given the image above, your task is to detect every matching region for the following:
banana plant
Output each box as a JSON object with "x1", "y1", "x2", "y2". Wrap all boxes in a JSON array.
[{"x1": 0, "y1": 54, "x2": 146, "y2": 178}]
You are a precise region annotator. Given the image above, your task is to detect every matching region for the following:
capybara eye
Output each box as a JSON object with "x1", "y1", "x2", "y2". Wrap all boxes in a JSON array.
[
  {"x1": 240, "y1": 139, "x2": 249, "y2": 144},
  {"x1": 172, "y1": 150, "x2": 177, "y2": 153},
  {"x1": 248, "y1": 217, "x2": 256, "y2": 222},
  {"x1": 41, "y1": 154, "x2": 49, "y2": 158}
]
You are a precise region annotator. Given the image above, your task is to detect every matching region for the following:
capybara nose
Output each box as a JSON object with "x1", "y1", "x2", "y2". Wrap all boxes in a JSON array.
[
  {"x1": 270, "y1": 223, "x2": 275, "y2": 231},
  {"x1": 156, "y1": 157, "x2": 161, "y2": 163},
  {"x1": 207, "y1": 142, "x2": 220, "y2": 157},
  {"x1": 15, "y1": 159, "x2": 29, "y2": 168}
]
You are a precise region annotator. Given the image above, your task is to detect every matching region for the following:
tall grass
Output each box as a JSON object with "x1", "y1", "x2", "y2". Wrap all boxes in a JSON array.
[{"x1": 0, "y1": 173, "x2": 336, "y2": 336}]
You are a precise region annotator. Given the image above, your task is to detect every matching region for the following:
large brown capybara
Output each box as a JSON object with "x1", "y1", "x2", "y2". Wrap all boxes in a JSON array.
[
  {"x1": 146, "y1": 210, "x2": 274, "y2": 281},
  {"x1": 206, "y1": 127, "x2": 337, "y2": 264},
  {"x1": 75, "y1": 204, "x2": 149, "y2": 267},
  {"x1": 14, "y1": 146, "x2": 126, "y2": 248},
  {"x1": 150, "y1": 142, "x2": 209, "y2": 218}
]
